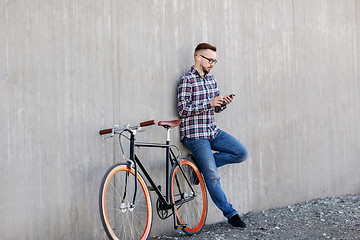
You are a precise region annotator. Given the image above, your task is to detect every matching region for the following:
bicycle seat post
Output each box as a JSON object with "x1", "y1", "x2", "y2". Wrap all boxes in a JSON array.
[{"x1": 166, "y1": 127, "x2": 172, "y2": 142}]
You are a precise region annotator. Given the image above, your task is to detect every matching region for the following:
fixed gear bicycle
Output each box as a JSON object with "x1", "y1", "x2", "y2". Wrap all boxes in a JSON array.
[{"x1": 98, "y1": 119, "x2": 208, "y2": 240}]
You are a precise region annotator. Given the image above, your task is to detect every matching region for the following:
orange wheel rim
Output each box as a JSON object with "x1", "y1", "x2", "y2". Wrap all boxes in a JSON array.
[
  {"x1": 171, "y1": 160, "x2": 207, "y2": 232},
  {"x1": 102, "y1": 165, "x2": 152, "y2": 240}
]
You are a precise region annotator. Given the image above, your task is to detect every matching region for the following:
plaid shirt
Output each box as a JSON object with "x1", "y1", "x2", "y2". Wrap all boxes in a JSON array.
[{"x1": 177, "y1": 66, "x2": 226, "y2": 139}]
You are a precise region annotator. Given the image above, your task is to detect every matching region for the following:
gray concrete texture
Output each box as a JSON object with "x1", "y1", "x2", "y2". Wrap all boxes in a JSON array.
[{"x1": 1, "y1": 0, "x2": 359, "y2": 239}]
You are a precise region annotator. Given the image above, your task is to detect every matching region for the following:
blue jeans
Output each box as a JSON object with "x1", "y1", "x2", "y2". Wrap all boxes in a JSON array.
[{"x1": 182, "y1": 130, "x2": 248, "y2": 219}]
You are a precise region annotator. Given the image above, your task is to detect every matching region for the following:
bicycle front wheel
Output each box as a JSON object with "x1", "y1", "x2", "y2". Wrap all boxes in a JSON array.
[
  {"x1": 99, "y1": 163, "x2": 152, "y2": 240},
  {"x1": 170, "y1": 157, "x2": 208, "y2": 235}
]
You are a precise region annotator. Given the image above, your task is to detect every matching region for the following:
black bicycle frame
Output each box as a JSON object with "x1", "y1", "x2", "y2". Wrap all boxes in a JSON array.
[
  {"x1": 125, "y1": 129, "x2": 196, "y2": 211},
  {"x1": 133, "y1": 141, "x2": 178, "y2": 210}
]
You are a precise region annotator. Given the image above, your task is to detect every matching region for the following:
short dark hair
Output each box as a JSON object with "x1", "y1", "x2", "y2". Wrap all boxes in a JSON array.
[{"x1": 195, "y1": 43, "x2": 217, "y2": 52}]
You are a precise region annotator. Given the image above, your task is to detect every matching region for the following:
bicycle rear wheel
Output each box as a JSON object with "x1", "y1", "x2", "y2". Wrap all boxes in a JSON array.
[
  {"x1": 99, "y1": 163, "x2": 152, "y2": 240},
  {"x1": 170, "y1": 157, "x2": 207, "y2": 235}
]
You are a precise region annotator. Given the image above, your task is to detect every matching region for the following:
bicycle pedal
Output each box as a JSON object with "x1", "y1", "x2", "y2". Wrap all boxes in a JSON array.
[
  {"x1": 148, "y1": 185, "x2": 161, "y2": 191},
  {"x1": 175, "y1": 224, "x2": 187, "y2": 230}
]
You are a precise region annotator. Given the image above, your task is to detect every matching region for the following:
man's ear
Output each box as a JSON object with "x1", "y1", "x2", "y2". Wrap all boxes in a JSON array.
[{"x1": 196, "y1": 54, "x2": 201, "y2": 61}]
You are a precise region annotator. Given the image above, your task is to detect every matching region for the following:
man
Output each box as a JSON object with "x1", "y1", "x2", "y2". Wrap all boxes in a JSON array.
[{"x1": 177, "y1": 43, "x2": 248, "y2": 228}]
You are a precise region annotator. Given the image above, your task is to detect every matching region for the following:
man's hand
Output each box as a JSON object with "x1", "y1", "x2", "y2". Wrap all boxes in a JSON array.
[
  {"x1": 222, "y1": 94, "x2": 235, "y2": 105},
  {"x1": 210, "y1": 94, "x2": 235, "y2": 108},
  {"x1": 210, "y1": 96, "x2": 224, "y2": 108}
]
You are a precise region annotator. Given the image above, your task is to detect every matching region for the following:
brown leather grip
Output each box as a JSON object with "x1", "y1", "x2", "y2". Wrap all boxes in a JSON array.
[
  {"x1": 99, "y1": 128, "x2": 113, "y2": 135},
  {"x1": 140, "y1": 120, "x2": 156, "y2": 127}
]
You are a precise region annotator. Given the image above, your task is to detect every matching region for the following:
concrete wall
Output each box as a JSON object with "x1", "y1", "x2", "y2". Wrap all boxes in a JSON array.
[{"x1": 1, "y1": 0, "x2": 359, "y2": 239}]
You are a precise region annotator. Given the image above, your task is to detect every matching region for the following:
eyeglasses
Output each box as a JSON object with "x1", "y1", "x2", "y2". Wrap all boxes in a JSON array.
[{"x1": 200, "y1": 55, "x2": 217, "y2": 64}]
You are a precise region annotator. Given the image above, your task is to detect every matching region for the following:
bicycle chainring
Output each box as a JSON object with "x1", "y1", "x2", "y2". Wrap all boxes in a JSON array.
[{"x1": 156, "y1": 198, "x2": 172, "y2": 220}]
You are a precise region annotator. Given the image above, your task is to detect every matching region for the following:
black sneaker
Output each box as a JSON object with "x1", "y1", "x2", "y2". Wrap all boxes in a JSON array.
[
  {"x1": 188, "y1": 154, "x2": 200, "y2": 185},
  {"x1": 228, "y1": 214, "x2": 246, "y2": 228}
]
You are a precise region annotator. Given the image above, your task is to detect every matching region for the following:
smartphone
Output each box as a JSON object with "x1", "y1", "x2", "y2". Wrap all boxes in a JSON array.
[{"x1": 215, "y1": 94, "x2": 235, "y2": 112}]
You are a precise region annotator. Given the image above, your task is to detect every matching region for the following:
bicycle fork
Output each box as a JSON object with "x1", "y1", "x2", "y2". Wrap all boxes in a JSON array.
[{"x1": 120, "y1": 133, "x2": 137, "y2": 211}]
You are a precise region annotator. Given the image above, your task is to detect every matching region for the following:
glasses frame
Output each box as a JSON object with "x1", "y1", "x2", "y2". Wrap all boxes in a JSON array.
[{"x1": 199, "y1": 55, "x2": 217, "y2": 65}]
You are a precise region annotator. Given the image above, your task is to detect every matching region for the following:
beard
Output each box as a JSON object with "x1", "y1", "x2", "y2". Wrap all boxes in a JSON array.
[{"x1": 202, "y1": 65, "x2": 212, "y2": 75}]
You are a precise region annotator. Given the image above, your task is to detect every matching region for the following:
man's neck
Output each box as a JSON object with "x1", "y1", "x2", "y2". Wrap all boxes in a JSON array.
[{"x1": 194, "y1": 64, "x2": 205, "y2": 76}]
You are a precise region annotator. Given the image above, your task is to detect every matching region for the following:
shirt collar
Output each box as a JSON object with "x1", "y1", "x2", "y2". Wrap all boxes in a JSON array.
[{"x1": 191, "y1": 65, "x2": 210, "y2": 78}]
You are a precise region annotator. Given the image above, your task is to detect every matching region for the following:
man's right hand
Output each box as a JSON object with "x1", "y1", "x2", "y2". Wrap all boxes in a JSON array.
[{"x1": 210, "y1": 96, "x2": 224, "y2": 108}]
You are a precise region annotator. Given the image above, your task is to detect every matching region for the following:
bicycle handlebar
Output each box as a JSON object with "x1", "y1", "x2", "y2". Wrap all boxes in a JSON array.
[
  {"x1": 99, "y1": 119, "x2": 156, "y2": 135},
  {"x1": 99, "y1": 128, "x2": 113, "y2": 135},
  {"x1": 140, "y1": 120, "x2": 156, "y2": 127}
]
